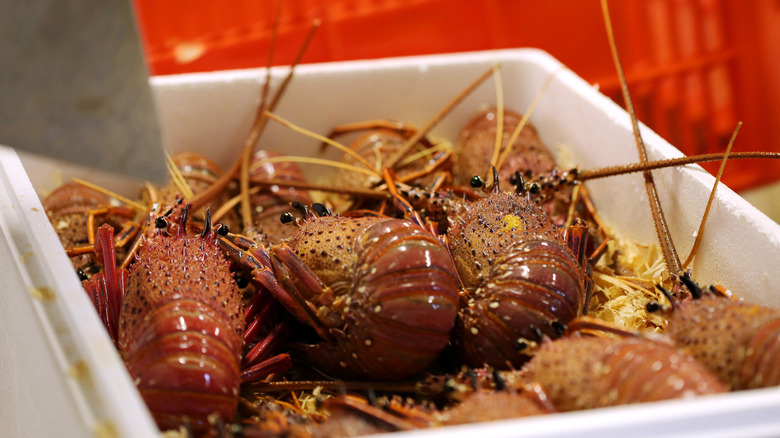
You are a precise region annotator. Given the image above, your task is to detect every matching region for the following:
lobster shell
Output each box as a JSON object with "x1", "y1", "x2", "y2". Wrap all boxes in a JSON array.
[
  {"x1": 118, "y1": 215, "x2": 243, "y2": 431},
  {"x1": 452, "y1": 107, "x2": 556, "y2": 187},
  {"x1": 454, "y1": 236, "x2": 585, "y2": 368},
  {"x1": 276, "y1": 215, "x2": 460, "y2": 380},
  {"x1": 520, "y1": 334, "x2": 728, "y2": 411},
  {"x1": 447, "y1": 189, "x2": 585, "y2": 368},
  {"x1": 667, "y1": 295, "x2": 780, "y2": 390}
]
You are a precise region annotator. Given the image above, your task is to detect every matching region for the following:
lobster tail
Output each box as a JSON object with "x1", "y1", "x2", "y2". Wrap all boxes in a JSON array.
[
  {"x1": 338, "y1": 219, "x2": 459, "y2": 378},
  {"x1": 123, "y1": 300, "x2": 242, "y2": 430},
  {"x1": 454, "y1": 236, "x2": 585, "y2": 368},
  {"x1": 277, "y1": 216, "x2": 460, "y2": 380}
]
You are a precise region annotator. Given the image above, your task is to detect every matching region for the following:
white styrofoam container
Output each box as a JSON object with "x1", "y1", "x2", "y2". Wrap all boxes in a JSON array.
[{"x1": 2, "y1": 49, "x2": 780, "y2": 437}]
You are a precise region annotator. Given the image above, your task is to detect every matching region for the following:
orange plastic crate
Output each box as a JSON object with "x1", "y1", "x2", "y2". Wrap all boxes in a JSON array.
[{"x1": 132, "y1": 0, "x2": 780, "y2": 192}]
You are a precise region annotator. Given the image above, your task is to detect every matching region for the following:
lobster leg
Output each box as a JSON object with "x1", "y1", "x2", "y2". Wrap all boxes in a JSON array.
[
  {"x1": 81, "y1": 223, "x2": 125, "y2": 343},
  {"x1": 86, "y1": 206, "x2": 136, "y2": 245},
  {"x1": 564, "y1": 218, "x2": 592, "y2": 314},
  {"x1": 267, "y1": 244, "x2": 338, "y2": 340},
  {"x1": 241, "y1": 353, "x2": 293, "y2": 385},
  {"x1": 218, "y1": 234, "x2": 336, "y2": 341}
]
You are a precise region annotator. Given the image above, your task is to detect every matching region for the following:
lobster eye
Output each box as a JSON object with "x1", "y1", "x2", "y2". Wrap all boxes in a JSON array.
[
  {"x1": 470, "y1": 176, "x2": 483, "y2": 188},
  {"x1": 216, "y1": 224, "x2": 229, "y2": 236},
  {"x1": 155, "y1": 217, "x2": 167, "y2": 228},
  {"x1": 280, "y1": 212, "x2": 294, "y2": 224}
]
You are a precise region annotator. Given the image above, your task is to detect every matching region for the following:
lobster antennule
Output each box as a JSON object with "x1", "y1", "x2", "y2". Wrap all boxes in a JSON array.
[{"x1": 679, "y1": 272, "x2": 702, "y2": 299}]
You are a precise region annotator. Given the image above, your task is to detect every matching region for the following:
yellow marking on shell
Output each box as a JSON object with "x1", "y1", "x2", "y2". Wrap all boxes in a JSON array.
[
  {"x1": 29, "y1": 286, "x2": 56, "y2": 301},
  {"x1": 502, "y1": 214, "x2": 524, "y2": 232}
]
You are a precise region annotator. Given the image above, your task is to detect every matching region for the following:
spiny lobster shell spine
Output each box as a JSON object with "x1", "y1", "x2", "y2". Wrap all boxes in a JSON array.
[
  {"x1": 447, "y1": 190, "x2": 564, "y2": 289},
  {"x1": 454, "y1": 236, "x2": 584, "y2": 368},
  {"x1": 285, "y1": 216, "x2": 460, "y2": 380},
  {"x1": 118, "y1": 223, "x2": 243, "y2": 430},
  {"x1": 668, "y1": 296, "x2": 780, "y2": 390}
]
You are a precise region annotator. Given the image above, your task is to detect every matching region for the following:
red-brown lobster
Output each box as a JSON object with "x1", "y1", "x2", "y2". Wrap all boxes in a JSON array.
[
  {"x1": 452, "y1": 107, "x2": 556, "y2": 188},
  {"x1": 246, "y1": 149, "x2": 313, "y2": 244},
  {"x1": 307, "y1": 380, "x2": 554, "y2": 436},
  {"x1": 516, "y1": 318, "x2": 728, "y2": 411},
  {"x1": 326, "y1": 119, "x2": 452, "y2": 194},
  {"x1": 218, "y1": 203, "x2": 460, "y2": 380},
  {"x1": 82, "y1": 204, "x2": 290, "y2": 433},
  {"x1": 445, "y1": 173, "x2": 588, "y2": 369},
  {"x1": 42, "y1": 181, "x2": 139, "y2": 274},
  {"x1": 654, "y1": 277, "x2": 780, "y2": 391}
]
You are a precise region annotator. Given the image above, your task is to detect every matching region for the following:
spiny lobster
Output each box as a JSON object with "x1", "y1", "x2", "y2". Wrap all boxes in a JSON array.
[
  {"x1": 218, "y1": 202, "x2": 460, "y2": 381},
  {"x1": 82, "y1": 203, "x2": 290, "y2": 433}
]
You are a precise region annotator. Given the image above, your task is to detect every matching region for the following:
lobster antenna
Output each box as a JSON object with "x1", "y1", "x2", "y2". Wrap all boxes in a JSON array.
[
  {"x1": 252, "y1": 154, "x2": 378, "y2": 178},
  {"x1": 164, "y1": 151, "x2": 195, "y2": 200},
  {"x1": 263, "y1": 111, "x2": 379, "y2": 173},
  {"x1": 240, "y1": 0, "x2": 284, "y2": 230},
  {"x1": 72, "y1": 178, "x2": 146, "y2": 212},
  {"x1": 577, "y1": 151, "x2": 780, "y2": 180},
  {"x1": 683, "y1": 121, "x2": 742, "y2": 269},
  {"x1": 385, "y1": 66, "x2": 497, "y2": 169},
  {"x1": 396, "y1": 138, "x2": 452, "y2": 168},
  {"x1": 682, "y1": 122, "x2": 741, "y2": 268},
  {"x1": 190, "y1": 14, "x2": 319, "y2": 214},
  {"x1": 489, "y1": 63, "x2": 505, "y2": 173},
  {"x1": 601, "y1": 0, "x2": 682, "y2": 277},
  {"x1": 495, "y1": 67, "x2": 560, "y2": 173},
  {"x1": 242, "y1": 172, "x2": 388, "y2": 199}
]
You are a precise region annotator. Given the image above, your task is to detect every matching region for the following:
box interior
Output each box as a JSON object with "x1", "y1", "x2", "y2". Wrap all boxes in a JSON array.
[{"x1": 7, "y1": 49, "x2": 780, "y2": 437}]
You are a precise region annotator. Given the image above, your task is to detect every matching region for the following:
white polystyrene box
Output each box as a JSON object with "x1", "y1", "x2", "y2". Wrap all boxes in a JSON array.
[{"x1": 2, "y1": 49, "x2": 780, "y2": 437}]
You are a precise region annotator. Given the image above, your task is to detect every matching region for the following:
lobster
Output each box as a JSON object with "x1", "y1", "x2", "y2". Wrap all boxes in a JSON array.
[
  {"x1": 444, "y1": 171, "x2": 589, "y2": 369},
  {"x1": 307, "y1": 380, "x2": 554, "y2": 437},
  {"x1": 326, "y1": 119, "x2": 452, "y2": 194},
  {"x1": 653, "y1": 277, "x2": 780, "y2": 391},
  {"x1": 42, "y1": 180, "x2": 139, "y2": 274},
  {"x1": 218, "y1": 202, "x2": 460, "y2": 381},
  {"x1": 82, "y1": 204, "x2": 291, "y2": 433},
  {"x1": 516, "y1": 318, "x2": 728, "y2": 412},
  {"x1": 245, "y1": 149, "x2": 313, "y2": 244},
  {"x1": 452, "y1": 107, "x2": 556, "y2": 188},
  {"x1": 141, "y1": 151, "x2": 239, "y2": 230}
]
